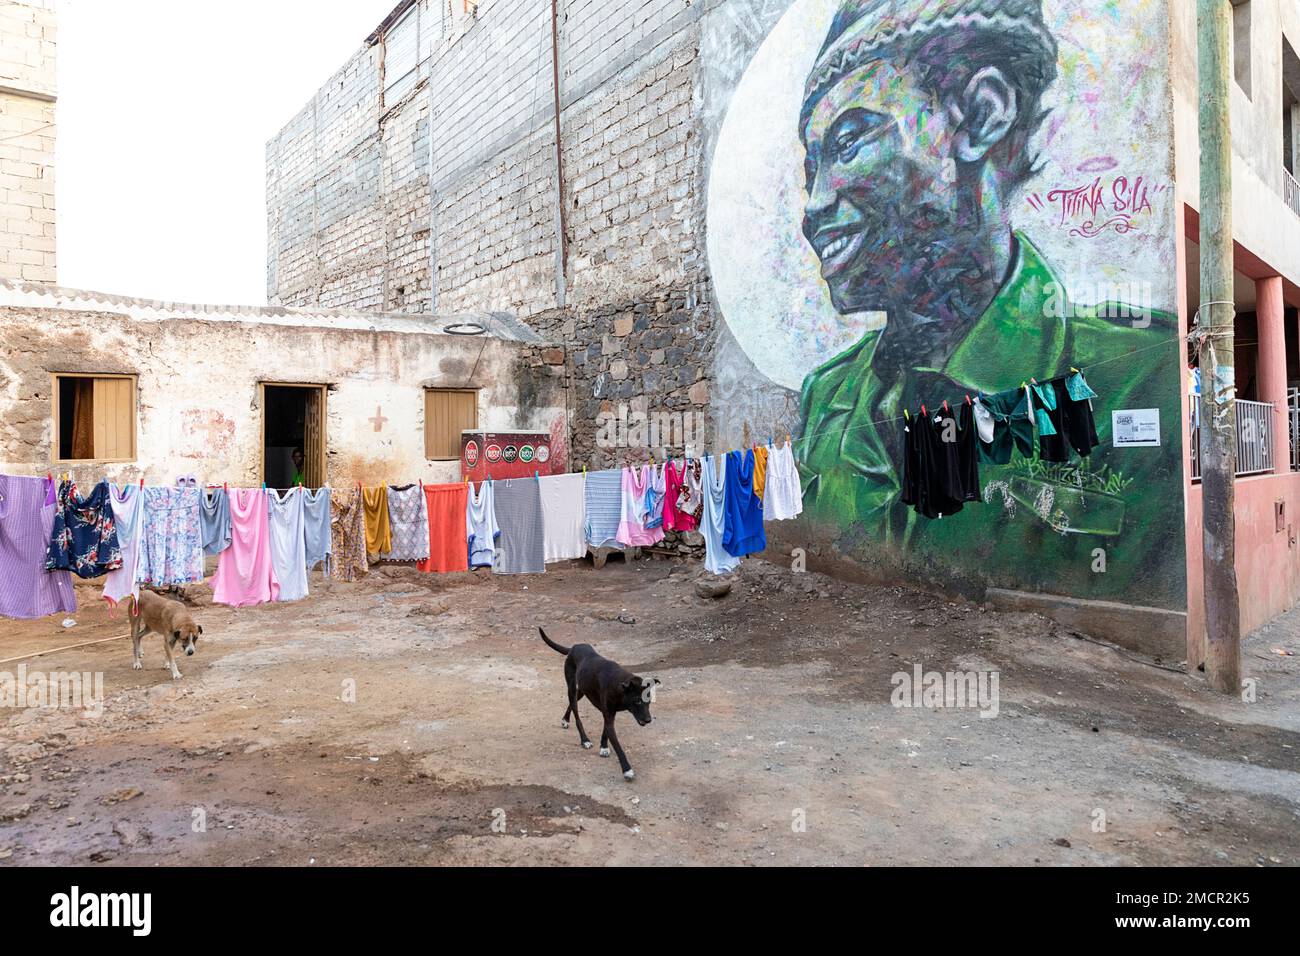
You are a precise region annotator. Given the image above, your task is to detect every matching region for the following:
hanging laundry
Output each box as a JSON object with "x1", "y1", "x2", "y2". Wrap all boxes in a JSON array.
[
  {"x1": 492, "y1": 478, "x2": 546, "y2": 575},
  {"x1": 138, "y1": 485, "x2": 205, "y2": 586},
  {"x1": 662, "y1": 459, "x2": 697, "y2": 532},
  {"x1": 212, "y1": 488, "x2": 280, "y2": 607},
  {"x1": 901, "y1": 404, "x2": 981, "y2": 519},
  {"x1": 644, "y1": 463, "x2": 666, "y2": 531},
  {"x1": 103, "y1": 483, "x2": 145, "y2": 612},
  {"x1": 539, "y1": 472, "x2": 587, "y2": 563},
  {"x1": 302, "y1": 487, "x2": 332, "y2": 574},
  {"x1": 680, "y1": 458, "x2": 704, "y2": 526},
  {"x1": 763, "y1": 440, "x2": 804, "y2": 521},
  {"x1": 267, "y1": 487, "x2": 309, "y2": 602},
  {"x1": 329, "y1": 489, "x2": 368, "y2": 582},
  {"x1": 1027, "y1": 381, "x2": 1057, "y2": 438},
  {"x1": 972, "y1": 396, "x2": 996, "y2": 445},
  {"x1": 0, "y1": 474, "x2": 75, "y2": 619},
  {"x1": 1066, "y1": 369, "x2": 1099, "y2": 402},
  {"x1": 462, "y1": 480, "x2": 498, "y2": 570},
  {"x1": 420, "y1": 483, "x2": 469, "y2": 574},
  {"x1": 617, "y1": 464, "x2": 664, "y2": 547},
  {"x1": 380, "y1": 484, "x2": 430, "y2": 562},
  {"x1": 200, "y1": 487, "x2": 232, "y2": 556},
  {"x1": 722, "y1": 449, "x2": 766, "y2": 557},
  {"x1": 701, "y1": 456, "x2": 740, "y2": 576},
  {"x1": 362, "y1": 485, "x2": 391, "y2": 557},
  {"x1": 583, "y1": 469, "x2": 623, "y2": 549},
  {"x1": 752, "y1": 444, "x2": 770, "y2": 500},
  {"x1": 975, "y1": 386, "x2": 1035, "y2": 464},
  {"x1": 45, "y1": 479, "x2": 123, "y2": 578},
  {"x1": 1039, "y1": 376, "x2": 1101, "y2": 462}
]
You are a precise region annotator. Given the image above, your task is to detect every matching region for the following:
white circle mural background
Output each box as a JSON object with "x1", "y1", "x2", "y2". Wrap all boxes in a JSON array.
[
  {"x1": 706, "y1": 0, "x2": 1178, "y2": 394},
  {"x1": 707, "y1": 0, "x2": 873, "y2": 394}
]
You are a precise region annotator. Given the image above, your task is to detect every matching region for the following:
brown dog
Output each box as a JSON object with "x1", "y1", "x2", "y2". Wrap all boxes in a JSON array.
[{"x1": 130, "y1": 590, "x2": 203, "y2": 680}]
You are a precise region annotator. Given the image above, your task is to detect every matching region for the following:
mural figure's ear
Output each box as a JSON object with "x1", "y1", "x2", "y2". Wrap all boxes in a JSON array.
[{"x1": 952, "y1": 66, "x2": 1019, "y2": 165}]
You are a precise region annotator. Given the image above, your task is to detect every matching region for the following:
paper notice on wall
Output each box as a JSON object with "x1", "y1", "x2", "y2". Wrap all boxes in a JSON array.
[{"x1": 1112, "y1": 409, "x2": 1161, "y2": 447}]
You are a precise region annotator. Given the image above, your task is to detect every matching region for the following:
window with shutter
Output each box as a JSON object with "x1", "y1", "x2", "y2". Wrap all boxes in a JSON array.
[
  {"x1": 425, "y1": 388, "x2": 478, "y2": 460},
  {"x1": 53, "y1": 374, "x2": 137, "y2": 462}
]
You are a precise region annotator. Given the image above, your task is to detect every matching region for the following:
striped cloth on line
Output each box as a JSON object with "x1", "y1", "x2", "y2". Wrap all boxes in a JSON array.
[
  {"x1": 583, "y1": 469, "x2": 624, "y2": 549},
  {"x1": 0, "y1": 474, "x2": 76, "y2": 619}
]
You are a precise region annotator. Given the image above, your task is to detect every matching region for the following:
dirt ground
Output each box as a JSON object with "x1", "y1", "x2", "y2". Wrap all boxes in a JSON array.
[{"x1": 1, "y1": 553, "x2": 1297, "y2": 867}]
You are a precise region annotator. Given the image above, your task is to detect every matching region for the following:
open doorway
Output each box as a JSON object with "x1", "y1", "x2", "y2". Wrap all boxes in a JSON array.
[{"x1": 261, "y1": 383, "x2": 326, "y2": 489}]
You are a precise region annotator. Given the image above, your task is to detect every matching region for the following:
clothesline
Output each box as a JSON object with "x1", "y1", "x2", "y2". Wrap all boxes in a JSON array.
[
  {"x1": 791, "y1": 332, "x2": 1189, "y2": 449},
  {"x1": 2, "y1": 456, "x2": 804, "y2": 622}
]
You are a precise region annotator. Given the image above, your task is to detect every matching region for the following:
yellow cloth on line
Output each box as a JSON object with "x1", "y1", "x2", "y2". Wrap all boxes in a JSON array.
[
  {"x1": 752, "y1": 444, "x2": 769, "y2": 500},
  {"x1": 362, "y1": 485, "x2": 391, "y2": 556}
]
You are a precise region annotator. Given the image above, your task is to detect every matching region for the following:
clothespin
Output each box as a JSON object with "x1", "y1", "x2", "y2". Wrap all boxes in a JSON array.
[
  {"x1": 921, "y1": 404, "x2": 927, "y2": 417},
  {"x1": 139, "y1": 477, "x2": 144, "y2": 489},
  {"x1": 966, "y1": 394, "x2": 973, "y2": 406},
  {"x1": 223, "y1": 482, "x2": 228, "y2": 492},
  {"x1": 904, "y1": 409, "x2": 910, "y2": 421},
  {"x1": 1070, "y1": 366, "x2": 1080, "y2": 374},
  {"x1": 942, "y1": 400, "x2": 950, "y2": 413}
]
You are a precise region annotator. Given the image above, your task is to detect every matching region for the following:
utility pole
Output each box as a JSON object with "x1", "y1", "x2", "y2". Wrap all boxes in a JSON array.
[{"x1": 1197, "y1": 0, "x2": 1241, "y2": 694}]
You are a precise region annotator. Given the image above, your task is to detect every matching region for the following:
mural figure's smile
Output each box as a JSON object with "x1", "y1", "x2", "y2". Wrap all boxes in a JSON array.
[{"x1": 812, "y1": 225, "x2": 863, "y2": 276}]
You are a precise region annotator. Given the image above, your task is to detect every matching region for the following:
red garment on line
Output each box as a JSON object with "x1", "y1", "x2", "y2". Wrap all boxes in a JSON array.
[
  {"x1": 663, "y1": 460, "x2": 697, "y2": 532},
  {"x1": 419, "y1": 483, "x2": 469, "y2": 573}
]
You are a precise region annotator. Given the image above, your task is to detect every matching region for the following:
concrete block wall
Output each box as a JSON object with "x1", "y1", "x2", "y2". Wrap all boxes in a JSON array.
[{"x1": 0, "y1": 0, "x2": 56, "y2": 285}]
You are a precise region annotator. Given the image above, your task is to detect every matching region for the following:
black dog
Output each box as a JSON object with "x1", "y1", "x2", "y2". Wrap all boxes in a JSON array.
[{"x1": 539, "y1": 628, "x2": 660, "y2": 781}]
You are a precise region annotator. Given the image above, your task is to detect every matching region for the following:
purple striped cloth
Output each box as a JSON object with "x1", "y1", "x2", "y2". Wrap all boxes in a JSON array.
[{"x1": 0, "y1": 474, "x2": 76, "y2": 619}]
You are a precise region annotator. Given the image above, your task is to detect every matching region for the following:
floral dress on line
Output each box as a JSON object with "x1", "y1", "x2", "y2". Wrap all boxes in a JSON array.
[
  {"x1": 45, "y1": 479, "x2": 123, "y2": 579},
  {"x1": 329, "y1": 489, "x2": 369, "y2": 582},
  {"x1": 138, "y1": 486, "x2": 205, "y2": 586}
]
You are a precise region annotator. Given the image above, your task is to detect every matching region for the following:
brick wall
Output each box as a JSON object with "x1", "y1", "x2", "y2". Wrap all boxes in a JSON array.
[
  {"x1": 266, "y1": 0, "x2": 716, "y2": 464},
  {"x1": 0, "y1": 0, "x2": 56, "y2": 285}
]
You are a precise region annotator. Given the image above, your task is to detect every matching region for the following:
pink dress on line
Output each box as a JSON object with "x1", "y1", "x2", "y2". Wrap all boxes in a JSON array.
[
  {"x1": 616, "y1": 465, "x2": 664, "y2": 547},
  {"x1": 212, "y1": 489, "x2": 280, "y2": 607},
  {"x1": 662, "y1": 460, "x2": 697, "y2": 532}
]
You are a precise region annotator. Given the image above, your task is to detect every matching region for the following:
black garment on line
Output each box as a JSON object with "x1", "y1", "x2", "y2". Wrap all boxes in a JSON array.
[
  {"x1": 901, "y1": 403, "x2": 982, "y2": 519},
  {"x1": 1038, "y1": 377, "x2": 1101, "y2": 463}
]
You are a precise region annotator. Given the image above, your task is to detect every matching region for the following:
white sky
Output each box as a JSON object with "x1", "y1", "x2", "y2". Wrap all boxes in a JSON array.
[{"x1": 56, "y1": 0, "x2": 398, "y2": 305}]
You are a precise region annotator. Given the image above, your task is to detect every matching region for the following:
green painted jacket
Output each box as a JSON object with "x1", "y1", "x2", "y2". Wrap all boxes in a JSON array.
[{"x1": 795, "y1": 235, "x2": 1186, "y2": 608}]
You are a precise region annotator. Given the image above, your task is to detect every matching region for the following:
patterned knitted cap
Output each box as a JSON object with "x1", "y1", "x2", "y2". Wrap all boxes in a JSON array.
[{"x1": 801, "y1": 0, "x2": 1058, "y2": 126}]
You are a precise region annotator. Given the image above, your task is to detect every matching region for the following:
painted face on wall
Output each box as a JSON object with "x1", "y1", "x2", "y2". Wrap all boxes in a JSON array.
[{"x1": 801, "y1": 59, "x2": 960, "y2": 316}]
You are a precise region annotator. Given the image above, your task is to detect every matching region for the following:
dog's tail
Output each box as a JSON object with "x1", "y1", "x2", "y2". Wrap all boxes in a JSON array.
[{"x1": 538, "y1": 627, "x2": 571, "y2": 656}]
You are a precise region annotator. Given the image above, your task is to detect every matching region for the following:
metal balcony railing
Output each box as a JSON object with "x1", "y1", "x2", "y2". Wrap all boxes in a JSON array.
[
  {"x1": 1290, "y1": 387, "x2": 1300, "y2": 470},
  {"x1": 1286, "y1": 167, "x2": 1300, "y2": 218},
  {"x1": 1189, "y1": 397, "x2": 1275, "y2": 479}
]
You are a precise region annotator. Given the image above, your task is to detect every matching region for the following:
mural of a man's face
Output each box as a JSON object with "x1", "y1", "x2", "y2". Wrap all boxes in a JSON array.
[{"x1": 801, "y1": 58, "x2": 962, "y2": 316}]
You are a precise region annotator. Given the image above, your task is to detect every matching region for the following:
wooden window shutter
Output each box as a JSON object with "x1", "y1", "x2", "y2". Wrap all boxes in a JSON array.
[
  {"x1": 91, "y1": 377, "x2": 135, "y2": 461},
  {"x1": 425, "y1": 389, "x2": 477, "y2": 460}
]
